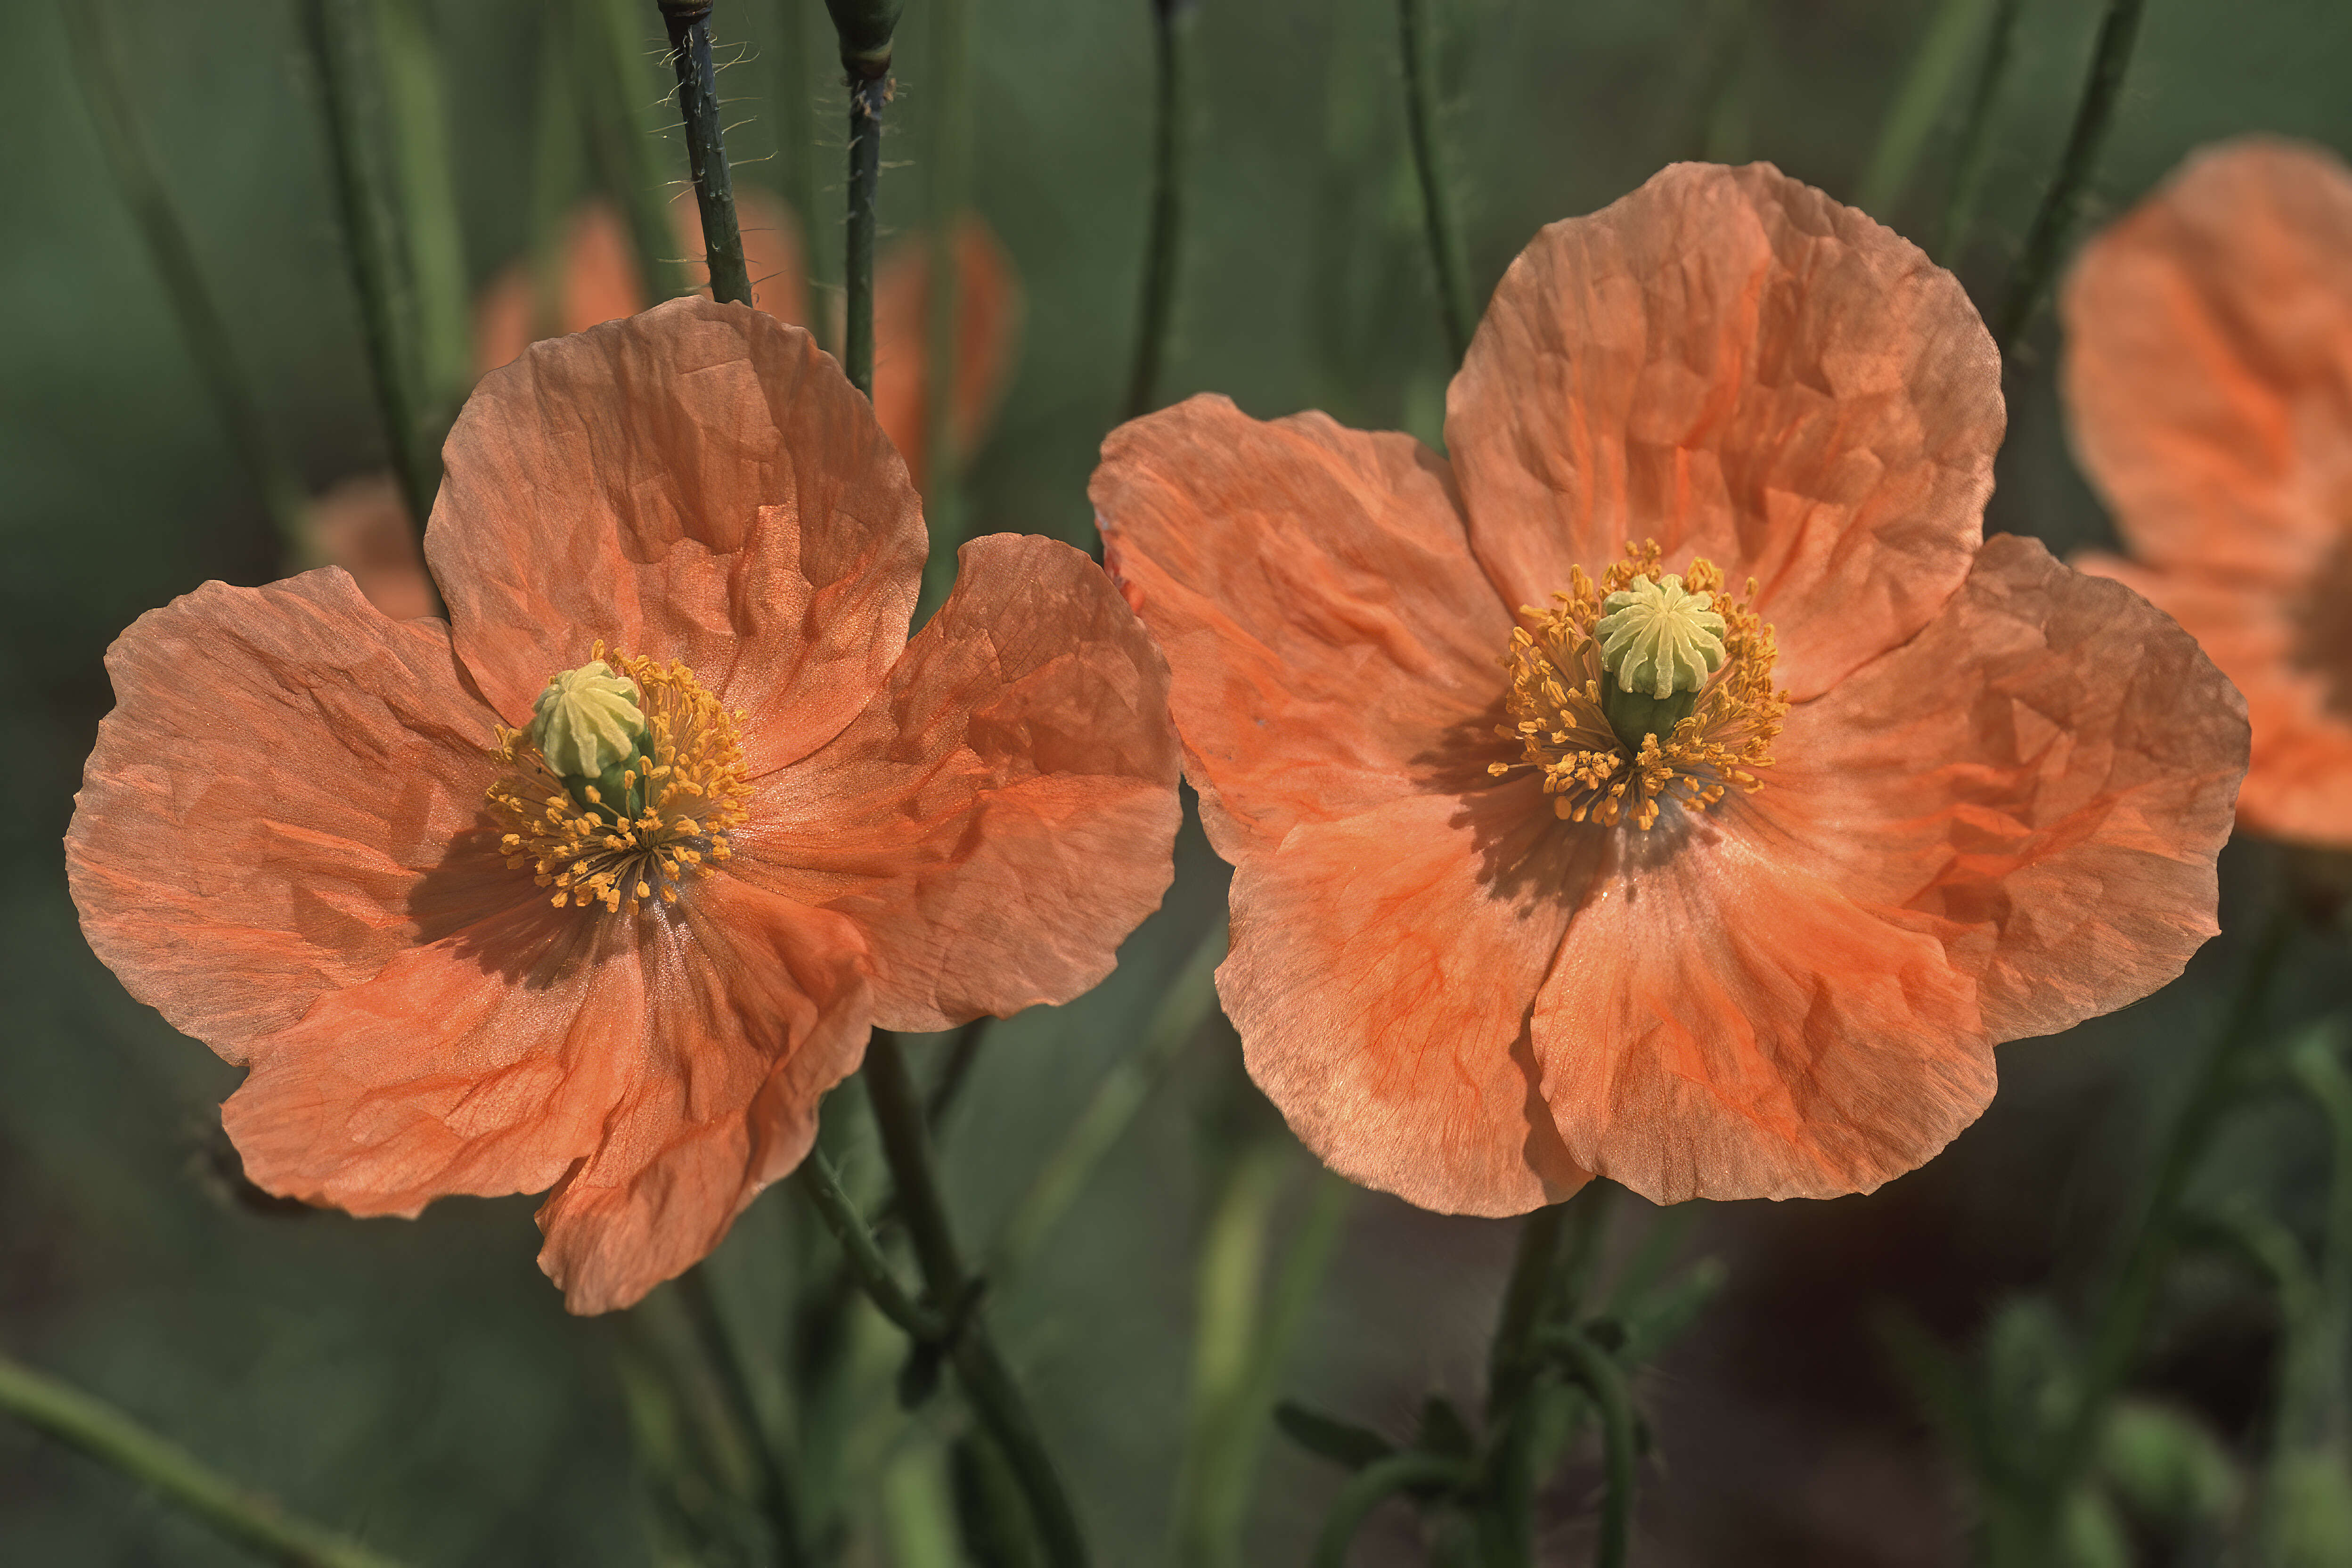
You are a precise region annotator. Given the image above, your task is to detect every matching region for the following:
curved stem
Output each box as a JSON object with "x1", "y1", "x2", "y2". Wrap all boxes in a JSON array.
[
  {"x1": 1855, "y1": 0, "x2": 1989, "y2": 217},
  {"x1": 1540, "y1": 1328, "x2": 1637, "y2": 1568},
  {"x1": 793, "y1": 1148, "x2": 940, "y2": 1340},
  {"x1": 62, "y1": 0, "x2": 308, "y2": 553},
  {"x1": 1935, "y1": 0, "x2": 2021, "y2": 263},
  {"x1": 0, "y1": 1353, "x2": 408, "y2": 1568},
  {"x1": 865, "y1": 1032, "x2": 1092, "y2": 1568},
  {"x1": 1309, "y1": 1453, "x2": 1470, "y2": 1568},
  {"x1": 1397, "y1": 0, "x2": 1470, "y2": 365},
  {"x1": 1993, "y1": 0, "x2": 2147, "y2": 355},
  {"x1": 925, "y1": 1017, "x2": 991, "y2": 1131},
  {"x1": 1122, "y1": 0, "x2": 1192, "y2": 421},
  {"x1": 297, "y1": 0, "x2": 436, "y2": 532},
  {"x1": 659, "y1": 0, "x2": 753, "y2": 307}
]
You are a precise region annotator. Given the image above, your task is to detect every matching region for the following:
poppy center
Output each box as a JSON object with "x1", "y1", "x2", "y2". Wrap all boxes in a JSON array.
[
  {"x1": 1489, "y1": 540, "x2": 1789, "y2": 831},
  {"x1": 486, "y1": 645, "x2": 750, "y2": 912}
]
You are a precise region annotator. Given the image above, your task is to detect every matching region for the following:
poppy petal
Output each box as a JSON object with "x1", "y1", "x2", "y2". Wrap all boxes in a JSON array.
[
  {"x1": 1093, "y1": 394, "x2": 1513, "y2": 861},
  {"x1": 872, "y1": 216, "x2": 1022, "y2": 491},
  {"x1": 2076, "y1": 550, "x2": 2352, "y2": 847},
  {"x1": 1448, "y1": 161, "x2": 2002, "y2": 700},
  {"x1": 2063, "y1": 137, "x2": 2352, "y2": 579},
  {"x1": 65, "y1": 570, "x2": 511, "y2": 1057},
  {"x1": 734, "y1": 534, "x2": 1181, "y2": 1031},
  {"x1": 1766, "y1": 534, "x2": 2246, "y2": 1044},
  {"x1": 534, "y1": 880, "x2": 872, "y2": 1314},
  {"x1": 1225, "y1": 783, "x2": 1592, "y2": 1215},
  {"x1": 429, "y1": 297, "x2": 927, "y2": 776}
]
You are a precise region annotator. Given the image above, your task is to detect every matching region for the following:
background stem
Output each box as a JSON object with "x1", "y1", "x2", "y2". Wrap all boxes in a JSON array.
[
  {"x1": 1993, "y1": 0, "x2": 2147, "y2": 354},
  {"x1": 297, "y1": 0, "x2": 437, "y2": 532},
  {"x1": 1123, "y1": 0, "x2": 1193, "y2": 421},
  {"x1": 0, "y1": 1353, "x2": 408, "y2": 1568},
  {"x1": 1397, "y1": 0, "x2": 1470, "y2": 365},
  {"x1": 842, "y1": 72, "x2": 886, "y2": 396},
  {"x1": 1935, "y1": 0, "x2": 2021, "y2": 262},
  {"x1": 659, "y1": 0, "x2": 753, "y2": 307}
]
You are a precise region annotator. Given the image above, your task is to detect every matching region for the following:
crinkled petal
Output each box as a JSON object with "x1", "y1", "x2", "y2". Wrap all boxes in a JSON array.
[
  {"x1": 535, "y1": 880, "x2": 872, "y2": 1314},
  {"x1": 1222, "y1": 784, "x2": 1592, "y2": 1215},
  {"x1": 473, "y1": 192, "x2": 812, "y2": 376},
  {"x1": 1532, "y1": 824, "x2": 1991, "y2": 1202},
  {"x1": 2062, "y1": 137, "x2": 2352, "y2": 579},
  {"x1": 429, "y1": 298, "x2": 927, "y2": 775},
  {"x1": 1448, "y1": 161, "x2": 2002, "y2": 700},
  {"x1": 65, "y1": 571, "x2": 512, "y2": 1056},
  {"x1": 733, "y1": 534, "x2": 1180, "y2": 1031},
  {"x1": 2077, "y1": 551, "x2": 2352, "y2": 847},
  {"x1": 1762, "y1": 535, "x2": 2246, "y2": 1044},
  {"x1": 1092, "y1": 395, "x2": 1512, "y2": 861},
  {"x1": 871, "y1": 216, "x2": 1022, "y2": 492}
]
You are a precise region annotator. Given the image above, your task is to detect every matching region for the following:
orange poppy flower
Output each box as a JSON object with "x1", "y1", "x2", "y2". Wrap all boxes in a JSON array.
[
  {"x1": 303, "y1": 189, "x2": 1019, "y2": 621},
  {"x1": 1092, "y1": 162, "x2": 2248, "y2": 1213},
  {"x1": 2063, "y1": 137, "x2": 2352, "y2": 848},
  {"x1": 69, "y1": 299, "x2": 1179, "y2": 1312}
]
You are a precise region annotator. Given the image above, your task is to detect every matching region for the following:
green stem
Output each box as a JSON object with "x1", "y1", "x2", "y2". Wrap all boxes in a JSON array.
[
  {"x1": 675, "y1": 1267, "x2": 809, "y2": 1568},
  {"x1": 1936, "y1": 0, "x2": 2022, "y2": 263},
  {"x1": 793, "y1": 1148, "x2": 940, "y2": 1340},
  {"x1": 841, "y1": 71, "x2": 887, "y2": 397},
  {"x1": 926, "y1": 1018, "x2": 991, "y2": 1131},
  {"x1": 371, "y1": 0, "x2": 471, "y2": 416},
  {"x1": 1309, "y1": 1453, "x2": 1470, "y2": 1568},
  {"x1": 1992, "y1": 0, "x2": 2147, "y2": 355},
  {"x1": 1486, "y1": 1203, "x2": 1570, "y2": 1421},
  {"x1": 1856, "y1": 0, "x2": 1991, "y2": 217},
  {"x1": 0, "y1": 1353, "x2": 408, "y2": 1568},
  {"x1": 1539, "y1": 1328, "x2": 1637, "y2": 1568},
  {"x1": 770, "y1": 0, "x2": 818, "y2": 284},
  {"x1": 2042, "y1": 905, "x2": 2295, "y2": 1522},
  {"x1": 1396, "y1": 0, "x2": 1470, "y2": 365},
  {"x1": 658, "y1": 0, "x2": 753, "y2": 307},
  {"x1": 990, "y1": 923, "x2": 1229, "y2": 1282},
  {"x1": 1123, "y1": 0, "x2": 1193, "y2": 421},
  {"x1": 1175, "y1": 1142, "x2": 1294, "y2": 1568},
  {"x1": 865, "y1": 1032, "x2": 1092, "y2": 1568},
  {"x1": 297, "y1": 0, "x2": 436, "y2": 533},
  {"x1": 61, "y1": 0, "x2": 308, "y2": 553}
]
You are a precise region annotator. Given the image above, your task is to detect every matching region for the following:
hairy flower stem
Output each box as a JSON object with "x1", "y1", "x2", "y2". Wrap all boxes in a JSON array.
[
  {"x1": 0, "y1": 1353, "x2": 408, "y2": 1568},
  {"x1": 864, "y1": 1031, "x2": 1093, "y2": 1568},
  {"x1": 1397, "y1": 0, "x2": 1471, "y2": 365},
  {"x1": 297, "y1": 0, "x2": 437, "y2": 532},
  {"x1": 676, "y1": 1266, "x2": 811, "y2": 1568},
  {"x1": 1480, "y1": 1184, "x2": 1613, "y2": 1565},
  {"x1": 62, "y1": 0, "x2": 308, "y2": 554},
  {"x1": 2032, "y1": 904, "x2": 2295, "y2": 1541},
  {"x1": 658, "y1": 0, "x2": 754, "y2": 308},
  {"x1": 1935, "y1": 0, "x2": 2021, "y2": 264},
  {"x1": 841, "y1": 74, "x2": 888, "y2": 398},
  {"x1": 1992, "y1": 0, "x2": 2147, "y2": 356},
  {"x1": 1123, "y1": 0, "x2": 1195, "y2": 421}
]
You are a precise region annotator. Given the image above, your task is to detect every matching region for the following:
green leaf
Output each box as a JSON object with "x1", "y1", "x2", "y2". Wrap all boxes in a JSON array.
[
  {"x1": 1273, "y1": 1400, "x2": 1394, "y2": 1472},
  {"x1": 2097, "y1": 1399, "x2": 2241, "y2": 1526}
]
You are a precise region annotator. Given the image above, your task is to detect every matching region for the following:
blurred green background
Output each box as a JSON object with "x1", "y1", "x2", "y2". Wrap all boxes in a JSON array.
[{"x1": 6, "y1": 0, "x2": 2352, "y2": 1562}]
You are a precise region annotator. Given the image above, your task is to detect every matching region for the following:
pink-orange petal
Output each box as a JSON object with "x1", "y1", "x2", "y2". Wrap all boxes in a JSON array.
[
  {"x1": 1531, "y1": 828, "x2": 1991, "y2": 1202},
  {"x1": 1447, "y1": 161, "x2": 2002, "y2": 701},
  {"x1": 1221, "y1": 783, "x2": 1591, "y2": 1216},
  {"x1": 2076, "y1": 551, "x2": 2352, "y2": 848},
  {"x1": 732, "y1": 533, "x2": 1180, "y2": 1032},
  {"x1": 65, "y1": 570, "x2": 512, "y2": 1057},
  {"x1": 427, "y1": 298, "x2": 927, "y2": 774},
  {"x1": 1764, "y1": 534, "x2": 2246, "y2": 1044},
  {"x1": 2062, "y1": 137, "x2": 2352, "y2": 580},
  {"x1": 535, "y1": 879, "x2": 872, "y2": 1314},
  {"x1": 1092, "y1": 395, "x2": 1512, "y2": 863}
]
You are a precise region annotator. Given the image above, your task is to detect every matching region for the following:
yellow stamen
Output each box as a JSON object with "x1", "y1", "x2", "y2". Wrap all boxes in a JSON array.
[
  {"x1": 485, "y1": 642, "x2": 750, "y2": 914},
  {"x1": 1489, "y1": 540, "x2": 1789, "y2": 830}
]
